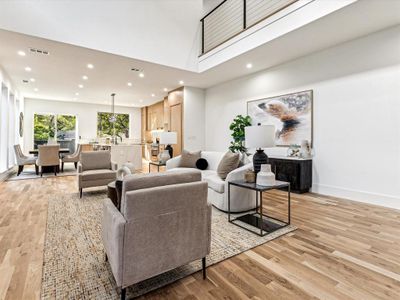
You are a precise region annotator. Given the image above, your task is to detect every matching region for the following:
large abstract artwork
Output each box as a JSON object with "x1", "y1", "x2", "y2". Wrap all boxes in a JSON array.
[{"x1": 247, "y1": 90, "x2": 313, "y2": 146}]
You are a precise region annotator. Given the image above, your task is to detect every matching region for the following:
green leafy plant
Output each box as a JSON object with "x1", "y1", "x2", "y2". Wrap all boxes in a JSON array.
[
  {"x1": 228, "y1": 115, "x2": 252, "y2": 154},
  {"x1": 97, "y1": 112, "x2": 130, "y2": 140}
]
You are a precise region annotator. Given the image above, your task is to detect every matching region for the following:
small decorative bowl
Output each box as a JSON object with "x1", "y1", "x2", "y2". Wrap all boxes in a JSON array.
[{"x1": 244, "y1": 170, "x2": 256, "y2": 183}]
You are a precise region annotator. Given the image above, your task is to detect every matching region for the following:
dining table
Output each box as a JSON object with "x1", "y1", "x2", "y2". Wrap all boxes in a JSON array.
[{"x1": 29, "y1": 148, "x2": 71, "y2": 155}]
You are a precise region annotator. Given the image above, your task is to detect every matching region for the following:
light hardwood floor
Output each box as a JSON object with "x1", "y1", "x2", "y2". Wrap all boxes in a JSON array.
[{"x1": 0, "y1": 174, "x2": 399, "y2": 300}]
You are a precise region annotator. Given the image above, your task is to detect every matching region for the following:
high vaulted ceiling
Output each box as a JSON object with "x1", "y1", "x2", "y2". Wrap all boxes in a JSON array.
[
  {"x1": 0, "y1": 0, "x2": 399, "y2": 107},
  {"x1": 0, "y1": 0, "x2": 203, "y2": 72}
]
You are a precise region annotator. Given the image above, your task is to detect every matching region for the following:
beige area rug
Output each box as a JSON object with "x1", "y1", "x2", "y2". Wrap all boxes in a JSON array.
[
  {"x1": 41, "y1": 191, "x2": 297, "y2": 299},
  {"x1": 7, "y1": 164, "x2": 77, "y2": 181}
]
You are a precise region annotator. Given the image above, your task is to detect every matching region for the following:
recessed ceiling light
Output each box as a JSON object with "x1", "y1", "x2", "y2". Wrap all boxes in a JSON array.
[
  {"x1": 163, "y1": 88, "x2": 168, "y2": 92},
  {"x1": 179, "y1": 80, "x2": 184, "y2": 85},
  {"x1": 246, "y1": 63, "x2": 253, "y2": 69},
  {"x1": 87, "y1": 64, "x2": 94, "y2": 69},
  {"x1": 139, "y1": 72, "x2": 144, "y2": 78},
  {"x1": 127, "y1": 82, "x2": 132, "y2": 87},
  {"x1": 82, "y1": 75, "x2": 88, "y2": 80},
  {"x1": 139, "y1": 99, "x2": 143, "y2": 103},
  {"x1": 78, "y1": 84, "x2": 84, "y2": 88},
  {"x1": 75, "y1": 92, "x2": 79, "y2": 96},
  {"x1": 25, "y1": 66, "x2": 32, "y2": 72},
  {"x1": 34, "y1": 88, "x2": 39, "y2": 92},
  {"x1": 151, "y1": 93, "x2": 155, "y2": 97},
  {"x1": 18, "y1": 50, "x2": 26, "y2": 56},
  {"x1": 30, "y1": 78, "x2": 35, "y2": 82}
]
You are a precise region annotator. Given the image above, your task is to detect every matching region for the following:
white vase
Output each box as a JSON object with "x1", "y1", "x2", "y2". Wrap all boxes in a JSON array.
[
  {"x1": 256, "y1": 164, "x2": 275, "y2": 186},
  {"x1": 159, "y1": 150, "x2": 171, "y2": 163},
  {"x1": 300, "y1": 140, "x2": 312, "y2": 158}
]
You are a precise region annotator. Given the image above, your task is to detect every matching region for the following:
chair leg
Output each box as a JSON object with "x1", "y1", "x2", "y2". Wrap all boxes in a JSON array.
[
  {"x1": 120, "y1": 288, "x2": 126, "y2": 300},
  {"x1": 54, "y1": 166, "x2": 57, "y2": 176},
  {"x1": 61, "y1": 162, "x2": 64, "y2": 172},
  {"x1": 74, "y1": 162, "x2": 78, "y2": 169},
  {"x1": 79, "y1": 188, "x2": 83, "y2": 198},
  {"x1": 40, "y1": 167, "x2": 43, "y2": 177},
  {"x1": 202, "y1": 257, "x2": 207, "y2": 279},
  {"x1": 17, "y1": 165, "x2": 24, "y2": 176},
  {"x1": 35, "y1": 164, "x2": 39, "y2": 175}
]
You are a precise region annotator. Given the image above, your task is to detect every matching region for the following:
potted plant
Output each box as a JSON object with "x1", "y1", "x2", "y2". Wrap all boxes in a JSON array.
[{"x1": 228, "y1": 115, "x2": 252, "y2": 155}]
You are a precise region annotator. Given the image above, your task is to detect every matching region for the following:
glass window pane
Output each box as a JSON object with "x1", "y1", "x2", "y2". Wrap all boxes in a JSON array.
[
  {"x1": 97, "y1": 112, "x2": 129, "y2": 141},
  {"x1": 57, "y1": 115, "x2": 76, "y2": 152},
  {"x1": 33, "y1": 114, "x2": 55, "y2": 149}
]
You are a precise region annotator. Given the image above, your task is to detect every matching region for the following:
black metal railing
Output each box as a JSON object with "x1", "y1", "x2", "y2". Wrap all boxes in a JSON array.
[{"x1": 200, "y1": 0, "x2": 299, "y2": 55}]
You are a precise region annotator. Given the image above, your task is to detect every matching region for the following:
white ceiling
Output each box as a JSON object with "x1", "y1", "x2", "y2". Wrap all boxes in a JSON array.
[
  {"x1": 0, "y1": 0, "x2": 399, "y2": 107},
  {"x1": 0, "y1": 0, "x2": 203, "y2": 72}
]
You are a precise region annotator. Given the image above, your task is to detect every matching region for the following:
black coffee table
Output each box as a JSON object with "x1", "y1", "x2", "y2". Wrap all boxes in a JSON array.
[{"x1": 228, "y1": 180, "x2": 291, "y2": 237}]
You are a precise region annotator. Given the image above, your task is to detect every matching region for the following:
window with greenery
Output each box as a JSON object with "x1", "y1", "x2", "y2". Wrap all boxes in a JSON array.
[
  {"x1": 97, "y1": 112, "x2": 129, "y2": 139},
  {"x1": 57, "y1": 115, "x2": 76, "y2": 140},
  {"x1": 33, "y1": 114, "x2": 76, "y2": 149},
  {"x1": 34, "y1": 114, "x2": 55, "y2": 145}
]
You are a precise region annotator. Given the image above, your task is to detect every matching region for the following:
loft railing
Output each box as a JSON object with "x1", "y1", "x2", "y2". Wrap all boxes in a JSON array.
[{"x1": 200, "y1": 0, "x2": 299, "y2": 55}]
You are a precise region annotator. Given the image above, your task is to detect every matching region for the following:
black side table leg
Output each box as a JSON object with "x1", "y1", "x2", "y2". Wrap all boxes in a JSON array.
[
  {"x1": 228, "y1": 183, "x2": 231, "y2": 222},
  {"x1": 288, "y1": 184, "x2": 291, "y2": 225},
  {"x1": 260, "y1": 191, "x2": 263, "y2": 236}
]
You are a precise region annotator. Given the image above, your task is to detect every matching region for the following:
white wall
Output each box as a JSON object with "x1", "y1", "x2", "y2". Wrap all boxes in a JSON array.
[
  {"x1": 0, "y1": 66, "x2": 23, "y2": 175},
  {"x1": 23, "y1": 98, "x2": 141, "y2": 151},
  {"x1": 183, "y1": 87, "x2": 206, "y2": 151},
  {"x1": 204, "y1": 25, "x2": 400, "y2": 209}
]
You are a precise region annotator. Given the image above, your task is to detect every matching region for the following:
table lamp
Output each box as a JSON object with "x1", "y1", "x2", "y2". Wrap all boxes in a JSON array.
[
  {"x1": 159, "y1": 131, "x2": 177, "y2": 160},
  {"x1": 245, "y1": 124, "x2": 275, "y2": 173}
]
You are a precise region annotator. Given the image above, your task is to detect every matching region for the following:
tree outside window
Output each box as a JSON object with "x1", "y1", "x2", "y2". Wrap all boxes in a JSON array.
[{"x1": 97, "y1": 112, "x2": 129, "y2": 140}]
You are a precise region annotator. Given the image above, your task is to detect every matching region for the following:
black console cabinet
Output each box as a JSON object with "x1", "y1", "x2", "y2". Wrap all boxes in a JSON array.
[{"x1": 268, "y1": 157, "x2": 312, "y2": 193}]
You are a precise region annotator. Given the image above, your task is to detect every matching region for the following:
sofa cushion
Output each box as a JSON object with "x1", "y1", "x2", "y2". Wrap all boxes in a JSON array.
[
  {"x1": 179, "y1": 150, "x2": 201, "y2": 168},
  {"x1": 168, "y1": 168, "x2": 215, "y2": 180},
  {"x1": 196, "y1": 158, "x2": 208, "y2": 170},
  {"x1": 217, "y1": 151, "x2": 240, "y2": 179},
  {"x1": 82, "y1": 169, "x2": 116, "y2": 181},
  {"x1": 201, "y1": 170, "x2": 216, "y2": 179},
  {"x1": 204, "y1": 174, "x2": 225, "y2": 193}
]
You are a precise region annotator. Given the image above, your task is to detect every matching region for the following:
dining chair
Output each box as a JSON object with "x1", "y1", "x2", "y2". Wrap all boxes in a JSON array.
[
  {"x1": 61, "y1": 144, "x2": 82, "y2": 171},
  {"x1": 14, "y1": 144, "x2": 38, "y2": 176},
  {"x1": 36, "y1": 145, "x2": 60, "y2": 176}
]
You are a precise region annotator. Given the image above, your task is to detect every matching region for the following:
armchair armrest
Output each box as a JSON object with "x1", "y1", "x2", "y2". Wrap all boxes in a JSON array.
[
  {"x1": 225, "y1": 163, "x2": 253, "y2": 182},
  {"x1": 78, "y1": 162, "x2": 83, "y2": 173},
  {"x1": 102, "y1": 198, "x2": 126, "y2": 287},
  {"x1": 166, "y1": 156, "x2": 181, "y2": 170},
  {"x1": 111, "y1": 161, "x2": 118, "y2": 171}
]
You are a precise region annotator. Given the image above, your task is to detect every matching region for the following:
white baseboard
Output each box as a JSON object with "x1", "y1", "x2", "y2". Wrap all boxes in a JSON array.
[
  {"x1": 312, "y1": 184, "x2": 400, "y2": 210},
  {"x1": 0, "y1": 168, "x2": 15, "y2": 182}
]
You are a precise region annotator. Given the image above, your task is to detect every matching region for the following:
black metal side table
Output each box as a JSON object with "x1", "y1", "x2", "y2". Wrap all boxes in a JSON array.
[
  {"x1": 228, "y1": 180, "x2": 291, "y2": 237},
  {"x1": 148, "y1": 161, "x2": 166, "y2": 173}
]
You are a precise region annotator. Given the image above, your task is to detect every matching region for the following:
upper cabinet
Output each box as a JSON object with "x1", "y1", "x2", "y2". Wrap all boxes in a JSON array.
[
  {"x1": 146, "y1": 101, "x2": 164, "y2": 131},
  {"x1": 142, "y1": 88, "x2": 184, "y2": 157}
]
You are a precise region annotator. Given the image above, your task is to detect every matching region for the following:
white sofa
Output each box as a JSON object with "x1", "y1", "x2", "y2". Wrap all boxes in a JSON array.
[{"x1": 166, "y1": 151, "x2": 256, "y2": 212}]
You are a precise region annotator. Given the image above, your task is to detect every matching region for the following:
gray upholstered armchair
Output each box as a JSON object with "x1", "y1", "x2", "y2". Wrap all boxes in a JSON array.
[
  {"x1": 102, "y1": 170, "x2": 211, "y2": 300},
  {"x1": 36, "y1": 145, "x2": 60, "y2": 176},
  {"x1": 14, "y1": 144, "x2": 38, "y2": 176},
  {"x1": 78, "y1": 151, "x2": 117, "y2": 198}
]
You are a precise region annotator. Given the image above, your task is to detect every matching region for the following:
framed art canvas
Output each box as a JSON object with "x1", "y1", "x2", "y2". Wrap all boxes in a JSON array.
[{"x1": 247, "y1": 90, "x2": 313, "y2": 146}]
